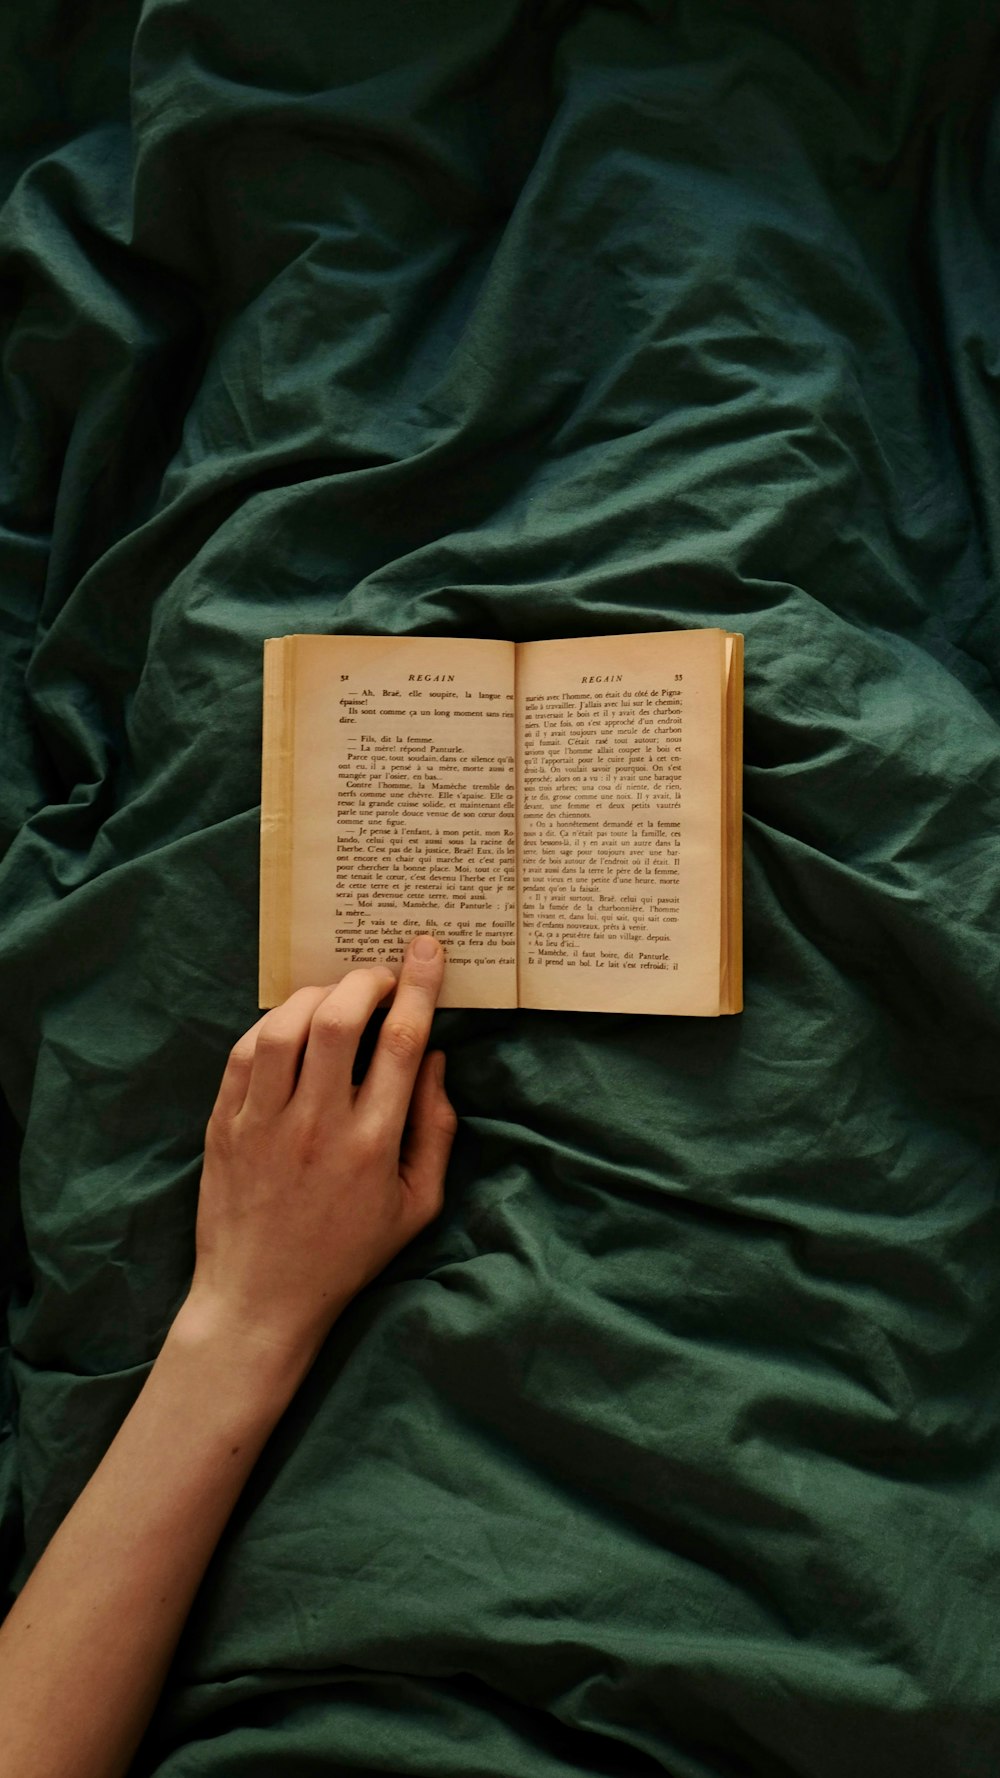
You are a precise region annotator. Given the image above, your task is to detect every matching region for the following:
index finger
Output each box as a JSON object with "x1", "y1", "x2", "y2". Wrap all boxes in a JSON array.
[
  {"x1": 356, "y1": 934, "x2": 445, "y2": 1134},
  {"x1": 294, "y1": 963, "x2": 400, "y2": 1116}
]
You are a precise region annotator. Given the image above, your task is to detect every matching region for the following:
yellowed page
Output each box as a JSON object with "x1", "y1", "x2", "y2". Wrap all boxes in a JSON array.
[
  {"x1": 517, "y1": 629, "x2": 726, "y2": 1015},
  {"x1": 259, "y1": 637, "x2": 296, "y2": 1007},
  {"x1": 262, "y1": 635, "x2": 517, "y2": 1009}
]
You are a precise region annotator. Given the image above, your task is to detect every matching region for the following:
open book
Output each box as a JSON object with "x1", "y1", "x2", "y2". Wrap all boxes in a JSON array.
[{"x1": 259, "y1": 628, "x2": 743, "y2": 1015}]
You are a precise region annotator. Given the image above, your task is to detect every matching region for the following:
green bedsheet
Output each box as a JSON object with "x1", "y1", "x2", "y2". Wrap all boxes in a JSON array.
[{"x1": 2, "y1": 3, "x2": 999, "y2": 1773}]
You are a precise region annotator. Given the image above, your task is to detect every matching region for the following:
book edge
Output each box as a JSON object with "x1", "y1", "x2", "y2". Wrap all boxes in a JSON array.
[
  {"x1": 258, "y1": 637, "x2": 297, "y2": 1008},
  {"x1": 723, "y1": 633, "x2": 744, "y2": 1014}
]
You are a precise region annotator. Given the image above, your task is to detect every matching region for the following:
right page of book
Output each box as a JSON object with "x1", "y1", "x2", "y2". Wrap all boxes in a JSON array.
[{"x1": 516, "y1": 628, "x2": 726, "y2": 1014}]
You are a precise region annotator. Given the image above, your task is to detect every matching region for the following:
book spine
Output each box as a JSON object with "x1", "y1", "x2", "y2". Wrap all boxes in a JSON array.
[
  {"x1": 258, "y1": 637, "x2": 297, "y2": 1007},
  {"x1": 514, "y1": 640, "x2": 522, "y2": 1009}
]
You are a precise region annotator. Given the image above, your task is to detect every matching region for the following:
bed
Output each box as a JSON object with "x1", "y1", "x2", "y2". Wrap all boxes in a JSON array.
[{"x1": 1, "y1": 3, "x2": 999, "y2": 1773}]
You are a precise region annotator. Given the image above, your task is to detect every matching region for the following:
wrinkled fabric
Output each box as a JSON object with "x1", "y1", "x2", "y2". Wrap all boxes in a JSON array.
[{"x1": 2, "y1": 3, "x2": 999, "y2": 1775}]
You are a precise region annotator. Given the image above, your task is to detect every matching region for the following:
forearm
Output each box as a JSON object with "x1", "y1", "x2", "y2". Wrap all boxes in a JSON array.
[
  {"x1": 0, "y1": 1306, "x2": 308, "y2": 1778},
  {"x1": 0, "y1": 943, "x2": 453, "y2": 1778}
]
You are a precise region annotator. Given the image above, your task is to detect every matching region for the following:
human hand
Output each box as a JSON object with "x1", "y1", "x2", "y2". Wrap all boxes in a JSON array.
[
  {"x1": 176, "y1": 934, "x2": 456, "y2": 1385},
  {"x1": 0, "y1": 937, "x2": 455, "y2": 1778}
]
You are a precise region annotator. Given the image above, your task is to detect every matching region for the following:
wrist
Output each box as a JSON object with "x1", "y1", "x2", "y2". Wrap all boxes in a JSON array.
[{"x1": 163, "y1": 1293, "x2": 319, "y2": 1429}]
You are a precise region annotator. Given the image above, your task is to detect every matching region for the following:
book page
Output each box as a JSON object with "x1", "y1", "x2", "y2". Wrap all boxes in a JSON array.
[
  {"x1": 279, "y1": 636, "x2": 517, "y2": 1008},
  {"x1": 516, "y1": 629, "x2": 725, "y2": 1014}
]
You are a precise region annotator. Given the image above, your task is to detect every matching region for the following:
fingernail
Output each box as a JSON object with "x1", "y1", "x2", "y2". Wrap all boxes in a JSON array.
[{"x1": 412, "y1": 933, "x2": 440, "y2": 960}]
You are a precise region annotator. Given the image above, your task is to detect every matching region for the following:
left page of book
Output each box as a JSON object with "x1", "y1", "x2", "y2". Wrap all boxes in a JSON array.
[{"x1": 259, "y1": 635, "x2": 518, "y2": 1009}]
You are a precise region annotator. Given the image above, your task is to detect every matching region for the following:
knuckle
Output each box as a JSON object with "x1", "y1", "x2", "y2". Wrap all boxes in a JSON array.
[
  {"x1": 255, "y1": 1018, "x2": 294, "y2": 1055},
  {"x1": 227, "y1": 1037, "x2": 254, "y2": 1071},
  {"x1": 352, "y1": 1121, "x2": 388, "y2": 1170},
  {"x1": 382, "y1": 1019, "x2": 424, "y2": 1063},
  {"x1": 208, "y1": 1102, "x2": 249, "y2": 1151},
  {"x1": 205, "y1": 1107, "x2": 232, "y2": 1150},
  {"x1": 310, "y1": 1005, "x2": 350, "y2": 1045}
]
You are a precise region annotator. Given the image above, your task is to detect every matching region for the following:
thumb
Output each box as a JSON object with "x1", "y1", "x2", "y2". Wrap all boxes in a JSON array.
[{"x1": 399, "y1": 1050, "x2": 457, "y2": 1225}]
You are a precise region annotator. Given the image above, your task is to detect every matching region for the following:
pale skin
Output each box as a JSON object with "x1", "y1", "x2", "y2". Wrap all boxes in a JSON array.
[{"x1": 0, "y1": 933, "x2": 456, "y2": 1778}]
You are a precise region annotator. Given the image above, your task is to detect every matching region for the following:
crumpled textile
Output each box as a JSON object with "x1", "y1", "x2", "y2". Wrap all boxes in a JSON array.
[{"x1": 1, "y1": 4, "x2": 998, "y2": 1774}]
